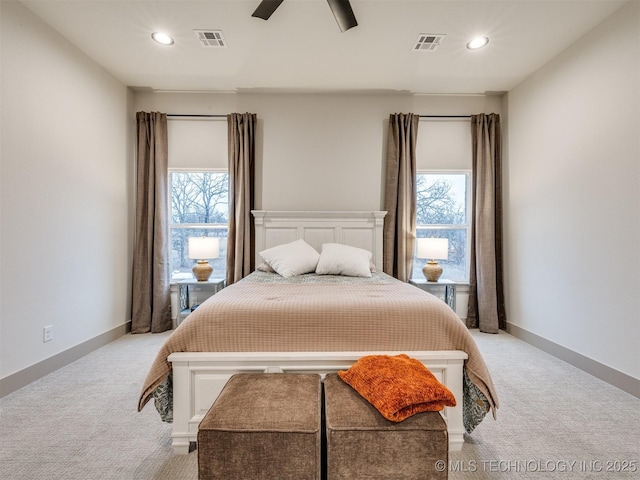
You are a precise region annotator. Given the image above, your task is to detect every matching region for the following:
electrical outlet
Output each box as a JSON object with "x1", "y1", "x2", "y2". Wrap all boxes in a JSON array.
[{"x1": 43, "y1": 325, "x2": 53, "y2": 342}]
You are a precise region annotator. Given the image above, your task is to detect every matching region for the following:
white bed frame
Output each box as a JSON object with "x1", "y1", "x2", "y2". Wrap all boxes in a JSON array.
[{"x1": 168, "y1": 211, "x2": 468, "y2": 453}]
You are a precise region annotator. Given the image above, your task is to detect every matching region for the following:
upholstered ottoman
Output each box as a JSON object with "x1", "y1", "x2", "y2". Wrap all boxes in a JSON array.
[
  {"x1": 324, "y1": 373, "x2": 448, "y2": 480},
  {"x1": 197, "y1": 373, "x2": 322, "y2": 480}
]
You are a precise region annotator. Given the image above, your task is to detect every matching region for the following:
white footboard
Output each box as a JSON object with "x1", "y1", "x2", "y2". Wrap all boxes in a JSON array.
[{"x1": 168, "y1": 350, "x2": 468, "y2": 454}]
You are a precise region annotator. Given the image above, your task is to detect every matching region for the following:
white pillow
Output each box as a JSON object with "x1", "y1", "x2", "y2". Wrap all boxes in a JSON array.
[
  {"x1": 259, "y1": 239, "x2": 320, "y2": 277},
  {"x1": 315, "y1": 243, "x2": 373, "y2": 277}
]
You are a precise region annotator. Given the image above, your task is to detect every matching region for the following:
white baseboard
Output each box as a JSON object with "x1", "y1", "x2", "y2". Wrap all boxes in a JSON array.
[
  {"x1": 0, "y1": 321, "x2": 131, "y2": 398},
  {"x1": 506, "y1": 322, "x2": 639, "y2": 399}
]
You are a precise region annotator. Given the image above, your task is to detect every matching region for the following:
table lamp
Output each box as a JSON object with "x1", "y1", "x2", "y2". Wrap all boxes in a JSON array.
[
  {"x1": 416, "y1": 237, "x2": 449, "y2": 282},
  {"x1": 188, "y1": 236, "x2": 220, "y2": 281}
]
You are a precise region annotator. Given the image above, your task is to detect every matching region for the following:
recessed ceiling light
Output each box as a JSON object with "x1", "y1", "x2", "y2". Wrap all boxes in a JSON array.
[
  {"x1": 466, "y1": 36, "x2": 489, "y2": 50},
  {"x1": 151, "y1": 32, "x2": 174, "y2": 46}
]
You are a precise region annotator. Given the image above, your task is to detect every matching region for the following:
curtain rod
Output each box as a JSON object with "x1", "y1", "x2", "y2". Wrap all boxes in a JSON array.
[
  {"x1": 167, "y1": 114, "x2": 227, "y2": 118},
  {"x1": 166, "y1": 114, "x2": 470, "y2": 118},
  {"x1": 419, "y1": 115, "x2": 471, "y2": 118}
]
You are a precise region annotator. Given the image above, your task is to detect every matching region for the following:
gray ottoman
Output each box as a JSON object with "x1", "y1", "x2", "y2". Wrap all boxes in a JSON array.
[
  {"x1": 198, "y1": 373, "x2": 322, "y2": 480},
  {"x1": 324, "y1": 373, "x2": 448, "y2": 480}
]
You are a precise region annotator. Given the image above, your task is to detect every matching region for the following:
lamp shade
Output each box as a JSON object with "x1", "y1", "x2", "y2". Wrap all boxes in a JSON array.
[
  {"x1": 188, "y1": 237, "x2": 220, "y2": 260},
  {"x1": 416, "y1": 238, "x2": 449, "y2": 260}
]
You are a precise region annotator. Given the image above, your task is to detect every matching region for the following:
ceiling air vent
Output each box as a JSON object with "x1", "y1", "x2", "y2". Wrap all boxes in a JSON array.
[
  {"x1": 194, "y1": 30, "x2": 228, "y2": 48},
  {"x1": 413, "y1": 34, "x2": 445, "y2": 51}
]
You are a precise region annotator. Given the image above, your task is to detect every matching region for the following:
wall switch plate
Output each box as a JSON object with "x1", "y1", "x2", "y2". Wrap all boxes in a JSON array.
[{"x1": 43, "y1": 325, "x2": 53, "y2": 342}]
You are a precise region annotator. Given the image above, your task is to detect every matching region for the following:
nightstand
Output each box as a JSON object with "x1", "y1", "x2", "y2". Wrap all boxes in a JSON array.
[
  {"x1": 409, "y1": 278, "x2": 463, "y2": 312},
  {"x1": 177, "y1": 279, "x2": 225, "y2": 326}
]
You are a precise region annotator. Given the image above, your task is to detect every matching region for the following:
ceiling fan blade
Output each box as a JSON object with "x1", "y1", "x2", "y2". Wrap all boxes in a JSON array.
[
  {"x1": 327, "y1": 0, "x2": 358, "y2": 32},
  {"x1": 252, "y1": 0, "x2": 285, "y2": 20}
]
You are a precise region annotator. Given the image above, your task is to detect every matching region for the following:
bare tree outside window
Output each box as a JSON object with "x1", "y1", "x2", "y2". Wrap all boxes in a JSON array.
[
  {"x1": 170, "y1": 171, "x2": 229, "y2": 280},
  {"x1": 414, "y1": 173, "x2": 470, "y2": 281}
]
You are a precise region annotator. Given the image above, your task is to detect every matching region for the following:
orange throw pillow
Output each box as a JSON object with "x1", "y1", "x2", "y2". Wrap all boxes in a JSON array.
[{"x1": 338, "y1": 354, "x2": 457, "y2": 422}]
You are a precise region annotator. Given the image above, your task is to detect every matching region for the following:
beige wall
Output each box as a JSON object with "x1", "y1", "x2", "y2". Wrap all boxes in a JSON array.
[
  {"x1": 0, "y1": 1, "x2": 133, "y2": 381},
  {"x1": 505, "y1": 1, "x2": 639, "y2": 380}
]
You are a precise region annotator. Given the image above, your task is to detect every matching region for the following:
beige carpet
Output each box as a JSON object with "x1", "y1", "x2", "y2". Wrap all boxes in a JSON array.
[{"x1": 0, "y1": 329, "x2": 638, "y2": 479}]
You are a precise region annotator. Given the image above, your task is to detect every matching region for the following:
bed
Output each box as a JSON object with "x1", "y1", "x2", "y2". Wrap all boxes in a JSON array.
[{"x1": 138, "y1": 210, "x2": 498, "y2": 453}]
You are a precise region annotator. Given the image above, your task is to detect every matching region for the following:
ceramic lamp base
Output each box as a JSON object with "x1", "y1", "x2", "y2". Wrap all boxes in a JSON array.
[
  {"x1": 192, "y1": 260, "x2": 213, "y2": 281},
  {"x1": 422, "y1": 261, "x2": 443, "y2": 282}
]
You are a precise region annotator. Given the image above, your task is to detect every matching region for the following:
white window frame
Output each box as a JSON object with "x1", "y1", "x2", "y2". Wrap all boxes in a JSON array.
[{"x1": 415, "y1": 169, "x2": 472, "y2": 282}]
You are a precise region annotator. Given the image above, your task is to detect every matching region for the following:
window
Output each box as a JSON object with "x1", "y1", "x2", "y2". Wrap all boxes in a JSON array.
[
  {"x1": 414, "y1": 172, "x2": 471, "y2": 281},
  {"x1": 169, "y1": 170, "x2": 229, "y2": 281}
]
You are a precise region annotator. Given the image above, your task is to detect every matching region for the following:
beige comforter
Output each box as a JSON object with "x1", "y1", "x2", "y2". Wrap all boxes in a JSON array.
[{"x1": 138, "y1": 272, "x2": 498, "y2": 419}]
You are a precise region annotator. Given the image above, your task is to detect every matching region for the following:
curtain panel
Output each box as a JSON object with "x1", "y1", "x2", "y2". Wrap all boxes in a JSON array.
[
  {"x1": 131, "y1": 112, "x2": 172, "y2": 334},
  {"x1": 383, "y1": 113, "x2": 419, "y2": 282},
  {"x1": 467, "y1": 113, "x2": 507, "y2": 333},
  {"x1": 226, "y1": 113, "x2": 257, "y2": 285}
]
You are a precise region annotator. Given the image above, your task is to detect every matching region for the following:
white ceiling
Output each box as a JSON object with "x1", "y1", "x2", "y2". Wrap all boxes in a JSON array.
[{"x1": 22, "y1": 0, "x2": 626, "y2": 95}]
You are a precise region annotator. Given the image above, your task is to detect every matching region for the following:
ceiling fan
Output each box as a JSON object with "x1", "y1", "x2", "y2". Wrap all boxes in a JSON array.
[{"x1": 252, "y1": 0, "x2": 358, "y2": 33}]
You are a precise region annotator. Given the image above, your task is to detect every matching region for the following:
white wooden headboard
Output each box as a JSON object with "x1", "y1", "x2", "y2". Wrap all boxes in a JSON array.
[{"x1": 252, "y1": 211, "x2": 387, "y2": 269}]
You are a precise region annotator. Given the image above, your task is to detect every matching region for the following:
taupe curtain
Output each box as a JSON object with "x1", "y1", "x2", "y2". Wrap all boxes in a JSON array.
[
  {"x1": 383, "y1": 113, "x2": 419, "y2": 282},
  {"x1": 131, "y1": 112, "x2": 172, "y2": 334},
  {"x1": 467, "y1": 113, "x2": 507, "y2": 333},
  {"x1": 226, "y1": 113, "x2": 257, "y2": 285}
]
